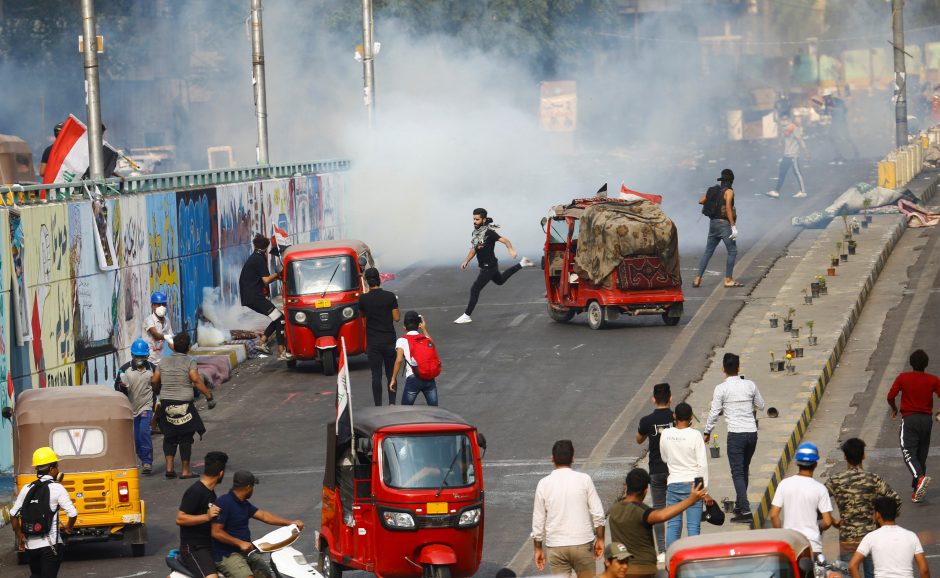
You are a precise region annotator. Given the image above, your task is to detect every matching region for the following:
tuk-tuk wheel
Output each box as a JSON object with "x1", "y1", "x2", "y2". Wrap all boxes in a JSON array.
[
  {"x1": 587, "y1": 301, "x2": 606, "y2": 330},
  {"x1": 321, "y1": 349, "x2": 337, "y2": 376},
  {"x1": 547, "y1": 305, "x2": 575, "y2": 323},
  {"x1": 131, "y1": 543, "x2": 146, "y2": 557},
  {"x1": 662, "y1": 312, "x2": 680, "y2": 326},
  {"x1": 319, "y1": 550, "x2": 343, "y2": 578},
  {"x1": 423, "y1": 565, "x2": 452, "y2": 578},
  {"x1": 286, "y1": 358, "x2": 297, "y2": 369}
]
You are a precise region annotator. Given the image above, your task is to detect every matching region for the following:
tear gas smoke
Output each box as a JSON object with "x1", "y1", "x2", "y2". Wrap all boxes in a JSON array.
[{"x1": 198, "y1": 287, "x2": 268, "y2": 347}]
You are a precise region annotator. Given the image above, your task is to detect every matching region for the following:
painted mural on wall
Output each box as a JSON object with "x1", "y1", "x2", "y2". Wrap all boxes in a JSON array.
[
  {"x1": 146, "y1": 192, "x2": 182, "y2": 331},
  {"x1": 9, "y1": 209, "x2": 31, "y2": 345},
  {"x1": 70, "y1": 201, "x2": 119, "y2": 363},
  {"x1": 177, "y1": 188, "x2": 219, "y2": 334},
  {"x1": 318, "y1": 173, "x2": 344, "y2": 240},
  {"x1": 0, "y1": 209, "x2": 12, "y2": 471},
  {"x1": 295, "y1": 175, "x2": 321, "y2": 242},
  {"x1": 113, "y1": 196, "x2": 149, "y2": 355},
  {"x1": 217, "y1": 183, "x2": 254, "y2": 306}
]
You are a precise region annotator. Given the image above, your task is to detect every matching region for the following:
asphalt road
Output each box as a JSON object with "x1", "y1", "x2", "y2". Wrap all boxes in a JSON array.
[{"x1": 0, "y1": 148, "x2": 889, "y2": 577}]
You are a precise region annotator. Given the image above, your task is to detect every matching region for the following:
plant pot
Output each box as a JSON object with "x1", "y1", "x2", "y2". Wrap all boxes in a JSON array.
[
  {"x1": 840, "y1": 253, "x2": 848, "y2": 262},
  {"x1": 710, "y1": 447, "x2": 721, "y2": 458},
  {"x1": 722, "y1": 498, "x2": 735, "y2": 513},
  {"x1": 770, "y1": 360, "x2": 785, "y2": 372},
  {"x1": 852, "y1": 224, "x2": 860, "y2": 234},
  {"x1": 865, "y1": 215, "x2": 873, "y2": 224},
  {"x1": 831, "y1": 258, "x2": 839, "y2": 267},
  {"x1": 819, "y1": 284, "x2": 828, "y2": 295},
  {"x1": 827, "y1": 267, "x2": 837, "y2": 276},
  {"x1": 795, "y1": 347, "x2": 804, "y2": 358},
  {"x1": 811, "y1": 282, "x2": 820, "y2": 297},
  {"x1": 808, "y1": 336, "x2": 818, "y2": 346},
  {"x1": 769, "y1": 317, "x2": 779, "y2": 328},
  {"x1": 848, "y1": 244, "x2": 856, "y2": 255},
  {"x1": 804, "y1": 295, "x2": 813, "y2": 305},
  {"x1": 786, "y1": 364, "x2": 797, "y2": 375},
  {"x1": 776, "y1": 360, "x2": 785, "y2": 371},
  {"x1": 786, "y1": 349, "x2": 796, "y2": 359},
  {"x1": 791, "y1": 328, "x2": 800, "y2": 338},
  {"x1": 862, "y1": 220, "x2": 869, "y2": 229},
  {"x1": 783, "y1": 320, "x2": 793, "y2": 332}
]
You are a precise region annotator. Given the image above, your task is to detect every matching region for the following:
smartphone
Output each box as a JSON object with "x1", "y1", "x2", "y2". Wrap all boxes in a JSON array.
[{"x1": 694, "y1": 477, "x2": 704, "y2": 489}]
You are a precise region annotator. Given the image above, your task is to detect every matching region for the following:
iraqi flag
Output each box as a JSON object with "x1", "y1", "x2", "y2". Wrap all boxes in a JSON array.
[
  {"x1": 335, "y1": 339, "x2": 353, "y2": 445},
  {"x1": 620, "y1": 183, "x2": 663, "y2": 204},
  {"x1": 43, "y1": 115, "x2": 90, "y2": 185}
]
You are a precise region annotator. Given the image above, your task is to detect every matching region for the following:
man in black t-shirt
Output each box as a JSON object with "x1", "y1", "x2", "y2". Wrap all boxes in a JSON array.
[
  {"x1": 176, "y1": 451, "x2": 228, "y2": 578},
  {"x1": 239, "y1": 234, "x2": 289, "y2": 360},
  {"x1": 359, "y1": 268, "x2": 400, "y2": 405},
  {"x1": 454, "y1": 207, "x2": 534, "y2": 324},
  {"x1": 38, "y1": 121, "x2": 65, "y2": 178},
  {"x1": 635, "y1": 383, "x2": 673, "y2": 556}
]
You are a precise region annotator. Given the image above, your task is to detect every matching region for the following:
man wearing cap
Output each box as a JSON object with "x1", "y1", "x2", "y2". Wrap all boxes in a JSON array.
[
  {"x1": 598, "y1": 543, "x2": 634, "y2": 578},
  {"x1": 211, "y1": 471, "x2": 304, "y2": 578},
  {"x1": 359, "y1": 267, "x2": 400, "y2": 405},
  {"x1": 770, "y1": 442, "x2": 837, "y2": 555},
  {"x1": 144, "y1": 291, "x2": 174, "y2": 364},
  {"x1": 693, "y1": 169, "x2": 742, "y2": 289},
  {"x1": 10, "y1": 447, "x2": 78, "y2": 578}
]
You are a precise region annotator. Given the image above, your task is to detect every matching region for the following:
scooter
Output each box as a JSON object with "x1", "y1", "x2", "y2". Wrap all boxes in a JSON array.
[{"x1": 166, "y1": 524, "x2": 322, "y2": 578}]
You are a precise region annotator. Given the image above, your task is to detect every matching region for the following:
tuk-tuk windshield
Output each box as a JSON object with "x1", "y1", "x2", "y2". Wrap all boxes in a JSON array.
[
  {"x1": 675, "y1": 554, "x2": 795, "y2": 578},
  {"x1": 287, "y1": 255, "x2": 356, "y2": 296},
  {"x1": 381, "y1": 434, "x2": 476, "y2": 490},
  {"x1": 548, "y1": 218, "x2": 579, "y2": 244}
]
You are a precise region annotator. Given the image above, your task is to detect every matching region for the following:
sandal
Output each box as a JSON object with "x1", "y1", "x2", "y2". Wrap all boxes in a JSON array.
[
  {"x1": 165, "y1": 471, "x2": 178, "y2": 479},
  {"x1": 692, "y1": 277, "x2": 702, "y2": 288},
  {"x1": 724, "y1": 281, "x2": 745, "y2": 287}
]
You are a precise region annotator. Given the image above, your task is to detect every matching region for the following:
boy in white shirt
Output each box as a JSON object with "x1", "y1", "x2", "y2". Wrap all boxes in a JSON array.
[
  {"x1": 770, "y1": 442, "x2": 836, "y2": 554},
  {"x1": 659, "y1": 402, "x2": 708, "y2": 547},
  {"x1": 849, "y1": 496, "x2": 928, "y2": 578}
]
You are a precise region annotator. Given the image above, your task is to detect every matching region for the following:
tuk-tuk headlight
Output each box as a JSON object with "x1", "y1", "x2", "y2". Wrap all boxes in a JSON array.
[
  {"x1": 294, "y1": 311, "x2": 307, "y2": 323},
  {"x1": 381, "y1": 510, "x2": 415, "y2": 530},
  {"x1": 457, "y1": 507, "x2": 481, "y2": 528},
  {"x1": 341, "y1": 306, "x2": 355, "y2": 320}
]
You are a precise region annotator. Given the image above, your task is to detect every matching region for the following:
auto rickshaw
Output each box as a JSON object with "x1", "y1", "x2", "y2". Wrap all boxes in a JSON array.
[
  {"x1": 319, "y1": 406, "x2": 486, "y2": 578},
  {"x1": 660, "y1": 528, "x2": 815, "y2": 578},
  {"x1": 542, "y1": 194, "x2": 684, "y2": 329},
  {"x1": 8, "y1": 386, "x2": 147, "y2": 562},
  {"x1": 281, "y1": 240, "x2": 374, "y2": 375}
]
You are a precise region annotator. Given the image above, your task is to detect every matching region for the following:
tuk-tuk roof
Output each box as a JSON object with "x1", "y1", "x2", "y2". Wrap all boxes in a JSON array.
[
  {"x1": 351, "y1": 406, "x2": 471, "y2": 437},
  {"x1": 283, "y1": 239, "x2": 370, "y2": 259},
  {"x1": 550, "y1": 197, "x2": 639, "y2": 219},
  {"x1": 14, "y1": 386, "x2": 137, "y2": 473},
  {"x1": 0, "y1": 134, "x2": 31, "y2": 154},
  {"x1": 665, "y1": 528, "x2": 812, "y2": 562}
]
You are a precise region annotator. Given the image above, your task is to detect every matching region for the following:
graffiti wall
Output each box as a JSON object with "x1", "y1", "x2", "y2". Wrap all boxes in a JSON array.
[{"x1": 0, "y1": 171, "x2": 347, "y2": 473}]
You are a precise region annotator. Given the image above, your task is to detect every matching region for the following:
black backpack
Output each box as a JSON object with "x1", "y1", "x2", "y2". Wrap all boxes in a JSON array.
[
  {"x1": 19, "y1": 479, "x2": 57, "y2": 537},
  {"x1": 701, "y1": 185, "x2": 725, "y2": 219}
]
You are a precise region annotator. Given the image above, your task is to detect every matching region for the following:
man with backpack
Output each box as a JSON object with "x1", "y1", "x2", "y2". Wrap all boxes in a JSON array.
[
  {"x1": 693, "y1": 168, "x2": 742, "y2": 289},
  {"x1": 10, "y1": 447, "x2": 78, "y2": 577},
  {"x1": 390, "y1": 311, "x2": 441, "y2": 406}
]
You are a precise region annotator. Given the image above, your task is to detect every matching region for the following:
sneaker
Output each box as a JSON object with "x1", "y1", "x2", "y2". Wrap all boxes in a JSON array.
[
  {"x1": 766, "y1": 190, "x2": 779, "y2": 198},
  {"x1": 657, "y1": 553, "x2": 665, "y2": 565},
  {"x1": 793, "y1": 191, "x2": 807, "y2": 198},
  {"x1": 454, "y1": 314, "x2": 472, "y2": 324},
  {"x1": 256, "y1": 341, "x2": 271, "y2": 354},
  {"x1": 277, "y1": 350, "x2": 294, "y2": 361},
  {"x1": 914, "y1": 475, "x2": 931, "y2": 501},
  {"x1": 141, "y1": 464, "x2": 152, "y2": 475},
  {"x1": 731, "y1": 511, "x2": 754, "y2": 523},
  {"x1": 912, "y1": 491, "x2": 923, "y2": 503},
  {"x1": 519, "y1": 256, "x2": 535, "y2": 268}
]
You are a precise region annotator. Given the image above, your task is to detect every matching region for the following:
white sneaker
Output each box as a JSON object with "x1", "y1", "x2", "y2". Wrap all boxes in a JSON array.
[
  {"x1": 277, "y1": 351, "x2": 294, "y2": 361},
  {"x1": 793, "y1": 191, "x2": 807, "y2": 198},
  {"x1": 454, "y1": 314, "x2": 472, "y2": 324},
  {"x1": 519, "y1": 256, "x2": 534, "y2": 268},
  {"x1": 766, "y1": 190, "x2": 779, "y2": 198},
  {"x1": 657, "y1": 553, "x2": 666, "y2": 565}
]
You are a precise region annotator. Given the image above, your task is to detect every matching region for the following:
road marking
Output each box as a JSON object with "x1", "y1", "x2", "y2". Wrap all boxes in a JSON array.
[
  {"x1": 571, "y1": 343, "x2": 585, "y2": 351},
  {"x1": 509, "y1": 313, "x2": 529, "y2": 327},
  {"x1": 114, "y1": 573, "x2": 150, "y2": 577}
]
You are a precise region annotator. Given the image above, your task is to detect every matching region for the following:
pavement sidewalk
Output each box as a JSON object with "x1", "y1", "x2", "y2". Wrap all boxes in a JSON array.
[{"x1": 635, "y1": 167, "x2": 940, "y2": 535}]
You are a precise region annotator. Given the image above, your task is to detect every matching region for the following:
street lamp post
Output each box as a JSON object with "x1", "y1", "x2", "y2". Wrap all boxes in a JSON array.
[
  {"x1": 892, "y1": 0, "x2": 908, "y2": 147},
  {"x1": 250, "y1": 0, "x2": 270, "y2": 165},
  {"x1": 361, "y1": 0, "x2": 376, "y2": 128},
  {"x1": 80, "y1": 0, "x2": 105, "y2": 180}
]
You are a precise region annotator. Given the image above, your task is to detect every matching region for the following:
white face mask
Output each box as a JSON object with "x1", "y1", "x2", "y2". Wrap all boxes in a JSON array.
[{"x1": 154, "y1": 305, "x2": 167, "y2": 317}]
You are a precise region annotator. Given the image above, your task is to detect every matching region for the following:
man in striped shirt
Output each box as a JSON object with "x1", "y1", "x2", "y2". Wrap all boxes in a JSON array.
[{"x1": 703, "y1": 352, "x2": 765, "y2": 523}]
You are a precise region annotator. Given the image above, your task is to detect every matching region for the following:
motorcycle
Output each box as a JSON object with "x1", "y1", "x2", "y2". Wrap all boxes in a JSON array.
[
  {"x1": 813, "y1": 554, "x2": 850, "y2": 578},
  {"x1": 166, "y1": 524, "x2": 322, "y2": 578}
]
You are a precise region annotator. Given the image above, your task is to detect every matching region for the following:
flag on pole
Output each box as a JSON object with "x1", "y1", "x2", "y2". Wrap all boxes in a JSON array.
[
  {"x1": 43, "y1": 115, "x2": 89, "y2": 187},
  {"x1": 335, "y1": 338, "x2": 353, "y2": 445},
  {"x1": 620, "y1": 183, "x2": 663, "y2": 204}
]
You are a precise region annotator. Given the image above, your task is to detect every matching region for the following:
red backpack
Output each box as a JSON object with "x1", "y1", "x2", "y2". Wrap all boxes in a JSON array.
[{"x1": 405, "y1": 334, "x2": 442, "y2": 380}]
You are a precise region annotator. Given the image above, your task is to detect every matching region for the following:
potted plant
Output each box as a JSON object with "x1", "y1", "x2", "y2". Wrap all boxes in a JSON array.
[
  {"x1": 816, "y1": 276, "x2": 828, "y2": 295},
  {"x1": 827, "y1": 264, "x2": 837, "y2": 276},
  {"x1": 802, "y1": 288, "x2": 813, "y2": 305},
  {"x1": 769, "y1": 351, "x2": 784, "y2": 372},
  {"x1": 810, "y1": 280, "x2": 821, "y2": 298},
  {"x1": 769, "y1": 312, "x2": 779, "y2": 328},
  {"x1": 837, "y1": 242, "x2": 847, "y2": 262},
  {"x1": 782, "y1": 307, "x2": 796, "y2": 332},
  {"x1": 785, "y1": 351, "x2": 796, "y2": 374},
  {"x1": 794, "y1": 338, "x2": 804, "y2": 358},
  {"x1": 851, "y1": 217, "x2": 861, "y2": 235},
  {"x1": 863, "y1": 197, "x2": 873, "y2": 225},
  {"x1": 842, "y1": 215, "x2": 853, "y2": 241},
  {"x1": 831, "y1": 254, "x2": 840, "y2": 267},
  {"x1": 785, "y1": 341, "x2": 796, "y2": 359},
  {"x1": 791, "y1": 325, "x2": 800, "y2": 338},
  {"x1": 806, "y1": 320, "x2": 817, "y2": 346},
  {"x1": 710, "y1": 433, "x2": 721, "y2": 458},
  {"x1": 848, "y1": 239, "x2": 858, "y2": 255}
]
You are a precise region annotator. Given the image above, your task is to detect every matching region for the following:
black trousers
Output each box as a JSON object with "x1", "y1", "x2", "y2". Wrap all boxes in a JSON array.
[
  {"x1": 27, "y1": 545, "x2": 64, "y2": 578},
  {"x1": 465, "y1": 264, "x2": 522, "y2": 315},
  {"x1": 900, "y1": 412, "x2": 933, "y2": 486},
  {"x1": 246, "y1": 298, "x2": 284, "y2": 342},
  {"x1": 367, "y1": 342, "x2": 397, "y2": 406}
]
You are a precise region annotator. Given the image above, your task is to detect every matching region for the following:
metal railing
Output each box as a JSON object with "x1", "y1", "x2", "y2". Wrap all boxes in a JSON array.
[{"x1": 0, "y1": 159, "x2": 352, "y2": 205}]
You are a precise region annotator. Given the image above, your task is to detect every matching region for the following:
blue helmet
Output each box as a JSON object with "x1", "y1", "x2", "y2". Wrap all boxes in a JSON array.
[
  {"x1": 795, "y1": 442, "x2": 820, "y2": 466},
  {"x1": 151, "y1": 291, "x2": 168, "y2": 304},
  {"x1": 131, "y1": 339, "x2": 149, "y2": 358}
]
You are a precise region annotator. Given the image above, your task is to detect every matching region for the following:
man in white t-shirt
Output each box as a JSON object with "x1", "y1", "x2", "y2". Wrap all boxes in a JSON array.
[
  {"x1": 849, "y1": 496, "x2": 928, "y2": 578},
  {"x1": 144, "y1": 291, "x2": 174, "y2": 364},
  {"x1": 770, "y1": 442, "x2": 836, "y2": 554},
  {"x1": 660, "y1": 402, "x2": 709, "y2": 547},
  {"x1": 389, "y1": 311, "x2": 438, "y2": 406}
]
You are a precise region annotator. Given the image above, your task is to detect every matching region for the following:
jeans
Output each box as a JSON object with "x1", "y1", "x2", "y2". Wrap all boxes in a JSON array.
[
  {"x1": 367, "y1": 343, "x2": 397, "y2": 405},
  {"x1": 666, "y1": 482, "x2": 702, "y2": 547},
  {"x1": 401, "y1": 375, "x2": 438, "y2": 406},
  {"x1": 465, "y1": 263, "x2": 522, "y2": 315},
  {"x1": 840, "y1": 550, "x2": 874, "y2": 578},
  {"x1": 695, "y1": 219, "x2": 737, "y2": 280},
  {"x1": 727, "y1": 431, "x2": 758, "y2": 513},
  {"x1": 650, "y1": 472, "x2": 668, "y2": 553},
  {"x1": 775, "y1": 156, "x2": 806, "y2": 193},
  {"x1": 133, "y1": 410, "x2": 153, "y2": 465}
]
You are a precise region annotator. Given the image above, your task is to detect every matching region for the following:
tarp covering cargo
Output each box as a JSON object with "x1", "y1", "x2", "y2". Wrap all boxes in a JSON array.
[{"x1": 572, "y1": 199, "x2": 681, "y2": 287}]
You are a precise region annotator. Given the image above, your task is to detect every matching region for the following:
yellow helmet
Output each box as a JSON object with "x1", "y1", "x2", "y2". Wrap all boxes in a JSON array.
[{"x1": 32, "y1": 447, "x2": 59, "y2": 467}]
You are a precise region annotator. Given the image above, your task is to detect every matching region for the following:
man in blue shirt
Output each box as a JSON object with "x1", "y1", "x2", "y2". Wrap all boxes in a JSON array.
[{"x1": 211, "y1": 471, "x2": 304, "y2": 577}]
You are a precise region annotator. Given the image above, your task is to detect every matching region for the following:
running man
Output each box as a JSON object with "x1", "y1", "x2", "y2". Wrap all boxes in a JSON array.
[
  {"x1": 767, "y1": 114, "x2": 808, "y2": 199},
  {"x1": 454, "y1": 208, "x2": 533, "y2": 324}
]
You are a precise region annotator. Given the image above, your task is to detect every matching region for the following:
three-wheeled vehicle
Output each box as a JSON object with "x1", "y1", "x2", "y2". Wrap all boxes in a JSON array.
[
  {"x1": 9, "y1": 386, "x2": 147, "y2": 562},
  {"x1": 659, "y1": 529, "x2": 816, "y2": 578},
  {"x1": 542, "y1": 195, "x2": 684, "y2": 329},
  {"x1": 281, "y1": 240, "x2": 375, "y2": 375},
  {"x1": 319, "y1": 406, "x2": 486, "y2": 578}
]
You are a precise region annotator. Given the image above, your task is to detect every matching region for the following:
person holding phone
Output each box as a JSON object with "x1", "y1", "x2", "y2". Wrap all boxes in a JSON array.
[{"x1": 659, "y1": 402, "x2": 709, "y2": 547}]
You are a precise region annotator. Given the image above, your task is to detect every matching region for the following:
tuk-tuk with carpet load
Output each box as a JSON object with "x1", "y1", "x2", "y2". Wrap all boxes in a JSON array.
[
  {"x1": 542, "y1": 193, "x2": 684, "y2": 329},
  {"x1": 9, "y1": 386, "x2": 147, "y2": 562}
]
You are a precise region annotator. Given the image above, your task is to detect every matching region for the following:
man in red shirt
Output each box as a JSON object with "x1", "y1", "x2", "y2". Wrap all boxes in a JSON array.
[{"x1": 887, "y1": 349, "x2": 940, "y2": 503}]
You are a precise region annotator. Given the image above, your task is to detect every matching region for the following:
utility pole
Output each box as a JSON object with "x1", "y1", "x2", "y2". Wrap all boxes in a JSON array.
[
  {"x1": 250, "y1": 0, "x2": 270, "y2": 165},
  {"x1": 80, "y1": 0, "x2": 105, "y2": 180},
  {"x1": 361, "y1": 0, "x2": 376, "y2": 128},
  {"x1": 892, "y1": 0, "x2": 908, "y2": 147}
]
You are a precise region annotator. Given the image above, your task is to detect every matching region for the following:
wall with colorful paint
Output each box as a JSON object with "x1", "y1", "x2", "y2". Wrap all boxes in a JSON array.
[{"x1": 0, "y1": 173, "x2": 346, "y2": 473}]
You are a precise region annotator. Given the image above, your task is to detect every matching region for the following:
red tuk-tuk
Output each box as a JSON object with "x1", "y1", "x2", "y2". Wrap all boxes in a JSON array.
[
  {"x1": 661, "y1": 529, "x2": 815, "y2": 578},
  {"x1": 319, "y1": 406, "x2": 486, "y2": 578},
  {"x1": 281, "y1": 240, "x2": 374, "y2": 375},
  {"x1": 542, "y1": 195, "x2": 684, "y2": 329}
]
